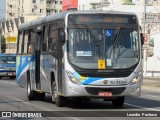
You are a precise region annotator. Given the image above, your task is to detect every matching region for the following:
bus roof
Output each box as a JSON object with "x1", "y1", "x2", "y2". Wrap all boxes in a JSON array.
[{"x1": 18, "y1": 10, "x2": 137, "y2": 31}]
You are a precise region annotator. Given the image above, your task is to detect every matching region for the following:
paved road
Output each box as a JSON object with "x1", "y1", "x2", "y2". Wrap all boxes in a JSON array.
[{"x1": 0, "y1": 78, "x2": 159, "y2": 120}]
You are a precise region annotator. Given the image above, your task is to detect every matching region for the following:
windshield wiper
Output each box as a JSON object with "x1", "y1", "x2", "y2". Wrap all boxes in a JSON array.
[
  {"x1": 82, "y1": 24, "x2": 99, "y2": 47},
  {"x1": 112, "y1": 27, "x2": 123, "y2": 59}
]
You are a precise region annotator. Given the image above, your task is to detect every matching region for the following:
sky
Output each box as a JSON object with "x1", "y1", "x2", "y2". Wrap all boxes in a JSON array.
[{"x1": 0, "y1": 0, "x2": 6, "y2": 21}]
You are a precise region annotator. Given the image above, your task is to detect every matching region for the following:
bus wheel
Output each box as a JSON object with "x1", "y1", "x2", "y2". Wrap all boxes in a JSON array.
[
  {"x1": 55, "y1": 95, "x2": 66, "y2": 107},
  {"x1": 112, "y1": 97, "x2": 125, "y2": 107},
  {"x1": 51, "y1": 81, "x2": 66, "y2": 107},
  {"x1": 27, "y1": 73, "x2": 37, "y2": 100},
  {"x1": 37, "y1": 93, "x2": 45, "y2": 101}
]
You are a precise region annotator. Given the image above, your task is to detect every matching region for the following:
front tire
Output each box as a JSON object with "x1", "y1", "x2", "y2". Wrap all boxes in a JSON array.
[
  {"x1": 51, "y1": 79, "x2": 66, "y2": 107},
  {"x1": 27, "y1": 73, "x2": 37, "y2": 100},
  {"x1": 112, "y1": 97, "x2": 125, "y2": 107}
]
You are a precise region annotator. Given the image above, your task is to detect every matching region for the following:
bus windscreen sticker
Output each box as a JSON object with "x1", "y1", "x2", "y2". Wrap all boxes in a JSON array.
[
  {"x1": 76, "y1": 51, "x2": 92, "y2": 56},
  {"x1": 106, "y1": 59, "x2": 112, "y2": 66},
  {"x1": 105, "y1": 30, "x2": 112, "y2": 37}
]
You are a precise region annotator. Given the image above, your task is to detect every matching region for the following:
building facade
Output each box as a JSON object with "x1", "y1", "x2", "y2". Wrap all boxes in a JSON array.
[
  {"x1": 47, "y1": 0, "x2": 62, "y2": 15},
  {"x1": 0, "y1": 0, "x2": 47, "y2": 53}
]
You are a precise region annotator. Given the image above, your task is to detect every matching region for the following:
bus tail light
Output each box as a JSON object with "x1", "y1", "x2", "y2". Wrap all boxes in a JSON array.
[{"x1": 66, "y1": 71, "x2": 81, "y2": 85}]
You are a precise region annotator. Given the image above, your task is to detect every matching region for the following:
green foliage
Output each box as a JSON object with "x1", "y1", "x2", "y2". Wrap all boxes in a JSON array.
[
  {"x1": 122, "y1": 0, "x2": 135, "y2": 5},
  {"x1": 1, "y1": 35, "x2": 6, "y2": 53}
]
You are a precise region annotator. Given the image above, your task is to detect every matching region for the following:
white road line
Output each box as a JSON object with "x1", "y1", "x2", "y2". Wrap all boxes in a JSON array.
[
  {"x1": 0, "y1": 92, "x2": 79, "y2": 120},
  {"x1": 125, "y1": 103, "x2": 160, "y2": 111},
  {"x1": 0, "y1": 81, "x2": 16, "y2": 85},
  {"x1": 142, "y1": 94, "x2": 160, "y2": 99}
]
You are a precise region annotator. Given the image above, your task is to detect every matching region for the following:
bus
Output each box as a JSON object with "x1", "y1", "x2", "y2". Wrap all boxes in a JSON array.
[
  {"x1": 0, "y1": 54, "x2": 16, "y2": 79},
  {"x1": 16, "y1": 10, "x2": 144, "y2": 107}
]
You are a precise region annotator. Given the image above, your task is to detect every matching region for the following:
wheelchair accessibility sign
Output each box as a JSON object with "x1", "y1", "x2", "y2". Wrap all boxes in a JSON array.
[{"x1": 105, "y1": 30, "x2": 112, "y2": 37}]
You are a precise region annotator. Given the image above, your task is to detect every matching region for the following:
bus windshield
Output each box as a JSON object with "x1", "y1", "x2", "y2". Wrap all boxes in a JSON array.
[
  {"x1": 68, "y1": 27, "x2": 139, "y2": 69},
  {"x1": 0, "y1": 56, "x2": 16, "y2": 64}
]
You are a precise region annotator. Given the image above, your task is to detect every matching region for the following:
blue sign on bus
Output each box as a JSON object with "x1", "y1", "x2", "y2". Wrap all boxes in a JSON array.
[{"x1": 105, "y1": 30, "x2": 112, "y2": 37}]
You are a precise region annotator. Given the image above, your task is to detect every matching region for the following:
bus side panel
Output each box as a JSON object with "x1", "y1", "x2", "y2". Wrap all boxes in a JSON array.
[
  {"x1": 40, "y1": 54, "x2": 56, "y2": 93},
  {"x1": 16, "y1": 55, "x2": 34, "y2": 88}
]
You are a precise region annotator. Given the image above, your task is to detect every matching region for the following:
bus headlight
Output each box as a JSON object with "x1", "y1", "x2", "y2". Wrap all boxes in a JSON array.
[
  {"x1": 130, "y1": 77, "x2": 139, "y2": 85},
  {"x1": 66, "y1": 71, "x2": 81, "y2": 85}
]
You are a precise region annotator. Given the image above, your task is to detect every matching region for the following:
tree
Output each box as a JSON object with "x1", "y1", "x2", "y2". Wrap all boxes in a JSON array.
[
  {"x1": 1, "y1": 35, "x2": 6, "y2": 53},
  {"x1": 122, "y1": 0, "x2": 135, "y2": 5}
]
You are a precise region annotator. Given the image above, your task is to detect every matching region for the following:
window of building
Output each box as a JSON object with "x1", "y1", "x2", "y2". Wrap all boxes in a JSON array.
[
  {"x1": 33, "y1": 0, "x2": 36, "y2": 3},
  {"x1": 32, "y1": 8, "x2": 35, "y2": 13},
  {"x1": 40, "y1": 0, "x2": 43, "y2": 4},
  {"x1": 55, "y1": 1, "x2": 57, "y2": 4},
  {"x1": 47, "y1": 1, "x2": 51, "y2": 4},
  {"x1": 40, "y1": 9, "x2": 43, "y2": 13}
]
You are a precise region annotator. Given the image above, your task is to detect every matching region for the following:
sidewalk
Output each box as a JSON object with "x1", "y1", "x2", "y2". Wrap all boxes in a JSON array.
[{"x1": 142, "y1": 77, "x2": 160, "y2": 91}]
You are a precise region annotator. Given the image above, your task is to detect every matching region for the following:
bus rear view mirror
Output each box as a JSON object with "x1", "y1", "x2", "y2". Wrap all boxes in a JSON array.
[
  {"x1": 140, "y1": 33, "x2": 144, "y2": 45},
  {"x1": 59, "y1": 31, "x2": 65, "y2": 44}
]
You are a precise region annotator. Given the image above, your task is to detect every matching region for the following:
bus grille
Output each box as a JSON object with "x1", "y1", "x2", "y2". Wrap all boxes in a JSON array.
[
  {"x1": 79, "y1": 72, "x2": 131, "y2": 78},
  {"x1": 85, "y1": 87, "x2": 126, "y2": 95}
]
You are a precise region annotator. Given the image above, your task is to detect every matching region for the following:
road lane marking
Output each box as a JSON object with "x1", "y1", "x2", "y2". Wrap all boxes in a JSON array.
[
  {"x1": 142, "y1": 94, "x2": 160, "y2": 99},
  {"x1": 125, "y1": 103, "x2": 160, "y2": 111},
  {"x1": 0, "y1": 81, "x2": 17, "y2": 85},
  {"x1": 0, "y1": 92, "x2": 80, "y2": 120}
]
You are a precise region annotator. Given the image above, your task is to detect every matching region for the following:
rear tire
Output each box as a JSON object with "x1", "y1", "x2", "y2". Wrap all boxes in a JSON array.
[
  {"x1": 27, "y1": 73, "x2": 37, "y2": 100},
  {"x1": 37, "y1": 93, "x2": 45, "y2": 101},
  {"x1": 112, "y1": 97, "x2": 125, "y2": 107}
]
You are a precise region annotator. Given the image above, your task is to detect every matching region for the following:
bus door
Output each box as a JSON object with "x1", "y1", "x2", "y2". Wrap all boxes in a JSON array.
[
  {"x1": 35, "y1": 27, "x2": 43, "y2": 90},
  {"x1": 57, "y1": 29, "x2": 64, "y2": 93}
]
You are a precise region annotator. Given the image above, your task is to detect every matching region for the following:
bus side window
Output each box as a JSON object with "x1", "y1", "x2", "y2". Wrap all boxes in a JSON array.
[
  {"x1": 23, "y1": 30, "x2": 30, "y2": 54},
  {"x1": 42, "y1": 25, "x2": 49, "y2": 52},
  {"x1": 30, "y1": 29, "x2": 36, "y2": 54},
  {"x1": 48, "y1": 23, "x2": 57, "y2": 52},
  {"x1": 17, "y1": 31, "x2": 23, "y2": 54}
]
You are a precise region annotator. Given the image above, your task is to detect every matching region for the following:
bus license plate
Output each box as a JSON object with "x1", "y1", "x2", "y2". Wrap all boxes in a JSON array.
[
  {"x1": 7, "y1": 73, "x2": 13, "y2": 75},
  {"x1": 98, "y1": 92, "x2": 112, "y2": 97}
]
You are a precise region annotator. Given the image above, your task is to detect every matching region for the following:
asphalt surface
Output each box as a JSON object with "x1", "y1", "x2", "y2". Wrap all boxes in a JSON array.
[{"x1": 0, "y1": 77, "x2": 159, "y2": 120}]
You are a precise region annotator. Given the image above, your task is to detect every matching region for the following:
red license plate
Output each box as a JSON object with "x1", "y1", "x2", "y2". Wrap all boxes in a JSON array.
[
  {"x1": 98, "y1": 92, "x2": 112, "y2": 97},
  {"x1": 7, "y1": 73, "x2": 13, "y2": 75}
]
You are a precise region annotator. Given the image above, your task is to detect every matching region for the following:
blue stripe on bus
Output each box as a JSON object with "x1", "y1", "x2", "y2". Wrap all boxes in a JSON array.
[
  {"x1": 73, "y1": 72, "x2": 102, "y2": 85},
  {"x1": 16, "y1": 55, "x2": 35, "y2": 80}
]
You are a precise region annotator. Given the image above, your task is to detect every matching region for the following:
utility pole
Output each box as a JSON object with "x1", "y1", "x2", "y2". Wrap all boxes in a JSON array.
[{"x1": 143, "y1": 0, "x2": 147, "y2": 77}]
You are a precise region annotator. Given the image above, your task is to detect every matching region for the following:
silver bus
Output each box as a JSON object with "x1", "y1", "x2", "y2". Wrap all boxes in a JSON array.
[{"x1": 16, "y1": 10, "x2": 143, "y2": 107}]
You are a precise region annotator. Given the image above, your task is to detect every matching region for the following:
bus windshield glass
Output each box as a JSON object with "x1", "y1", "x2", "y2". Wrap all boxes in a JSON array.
[
  {"x1": 0, "y1": 56, "x2": 16, "y2": 64},
  {"x1": 68, "y1": 14, "x2": 139, "y2": 69}
]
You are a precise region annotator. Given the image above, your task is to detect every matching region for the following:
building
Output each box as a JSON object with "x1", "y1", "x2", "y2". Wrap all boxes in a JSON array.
[
  {"x1": 47, "y1": 0, "x2": 62, "y2": 15},
  {"x1": 0, "y1": 0, "x2": 47, "y2": 53}
]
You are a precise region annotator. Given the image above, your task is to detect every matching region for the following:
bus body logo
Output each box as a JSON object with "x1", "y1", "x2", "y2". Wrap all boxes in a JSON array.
[{"x1": 103, "y1": 80, "x2": 108, "y2": 84}]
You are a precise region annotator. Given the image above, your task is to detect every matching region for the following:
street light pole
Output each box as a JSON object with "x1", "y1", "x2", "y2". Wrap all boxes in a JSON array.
[{"x1": 143, "y1": 0, "x2": 147, "y2": 77}]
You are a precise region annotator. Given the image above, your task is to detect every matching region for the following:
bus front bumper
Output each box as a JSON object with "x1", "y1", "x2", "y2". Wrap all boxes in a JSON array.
[
  {"x1": 0, "y1": 71, "x2": 16, "y2": 77},
  {"x1": 63, "y1": 81, "x2": 142, "y2": 98}
]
